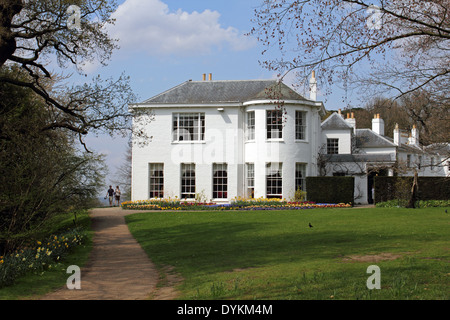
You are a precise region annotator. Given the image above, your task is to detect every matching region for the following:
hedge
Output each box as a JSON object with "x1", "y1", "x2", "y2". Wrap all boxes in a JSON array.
[
  {"x1": 306, "y1": 176, "x2": 354, "y2": 205},
  {"x1": 374, "y1": 176, "x2": 450, "y2": 203}
]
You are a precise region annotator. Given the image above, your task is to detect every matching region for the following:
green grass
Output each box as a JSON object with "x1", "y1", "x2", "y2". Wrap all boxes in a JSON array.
[
  {"x1": 125, "y1": 207, "x2": 450, "y2": 300},
  {"x1": 0, "y1": 210, "x2": 93, "y2": 300}
]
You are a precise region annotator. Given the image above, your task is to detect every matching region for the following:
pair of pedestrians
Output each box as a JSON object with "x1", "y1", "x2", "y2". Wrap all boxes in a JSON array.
[{"x1": 106, "y1": 186, "x2": 121, "y2": 206}]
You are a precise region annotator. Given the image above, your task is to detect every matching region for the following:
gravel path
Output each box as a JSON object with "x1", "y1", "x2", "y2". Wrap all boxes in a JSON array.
[{"x1": 40, "y1": 207, "x2": 169, "y2": 300}]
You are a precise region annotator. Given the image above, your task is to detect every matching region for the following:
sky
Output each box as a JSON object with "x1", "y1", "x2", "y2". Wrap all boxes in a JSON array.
[{"x1": 77, "y1": 0, "x2": 349, "y2": 188}]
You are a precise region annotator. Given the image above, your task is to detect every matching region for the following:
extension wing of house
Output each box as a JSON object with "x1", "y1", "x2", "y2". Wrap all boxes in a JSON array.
[
  {"x1": 321, "y1": 112, "x2": 449, "y2": 204},
  {"x1": 130, "y1": 73, "x2": 448, "y2": 205}
]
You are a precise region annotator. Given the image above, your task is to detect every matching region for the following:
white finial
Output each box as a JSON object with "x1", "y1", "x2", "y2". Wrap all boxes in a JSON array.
[{"x1": 309, "y1": 70, "x2": 317, "y2": 101}]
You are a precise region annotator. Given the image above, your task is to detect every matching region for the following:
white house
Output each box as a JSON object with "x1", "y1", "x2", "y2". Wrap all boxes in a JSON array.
[{"x1": 130, "y1": 73, "x2": 448, "y2": 204}]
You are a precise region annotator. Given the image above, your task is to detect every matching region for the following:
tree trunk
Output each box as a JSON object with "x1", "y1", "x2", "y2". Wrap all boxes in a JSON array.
[
  {"x1": 406, "y1": 171, "x2": 419, "y2": 208},
  {"x1": 0, "y1": 0, "x2": 23, "y2": 67}
]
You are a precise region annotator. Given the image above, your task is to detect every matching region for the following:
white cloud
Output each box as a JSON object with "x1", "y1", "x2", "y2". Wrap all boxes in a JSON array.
[{"x1": 108, "y1": 0, "x2": 254, "y2": 56}]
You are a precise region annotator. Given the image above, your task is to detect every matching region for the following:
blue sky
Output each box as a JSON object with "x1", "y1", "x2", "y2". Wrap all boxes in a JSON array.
[{"x1": 80, "y1": 0, "x2": 348, "y2": 187}]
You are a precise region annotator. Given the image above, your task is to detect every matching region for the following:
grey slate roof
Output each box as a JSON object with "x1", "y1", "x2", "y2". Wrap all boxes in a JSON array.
[
  {"x1": 323, "y1": 154, "x2": 394, "y2": 163},
  {"x1": 140, "y1": 79, "x2": 307, "y2": 104},
  {"x1": 321, "y1": 112, "x2": 353, "y2": 130},
  {"x1": 383, "y1": 136, "x2": 424, "y2": 153},
  {"x1": 424, "y1": 143, "x2": 450, "y2": 155},
  {"x1": 355, "y1": 129, "x2": 397, "y2": 148}
]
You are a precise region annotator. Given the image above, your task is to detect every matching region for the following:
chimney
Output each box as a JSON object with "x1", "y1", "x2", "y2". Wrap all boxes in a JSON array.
[
  {"x1": 345, "y1": 112, "x2": 356, "y2": 132},
  {"x1": 338, "y1": 109, "x2": 343, "y2": 118},
  {"x1": 203, "y1": 74, "x2": 206, "y2": 81},
  {"x1": 208, "y1": 73, "x2": 212, "y2": 81},
  {"x1": 393, "y1": 123, "x2": 401, "y2": 146},
  {"x1": 372, "y1": 113, "x2": 385, "y2": 136},
  {"x1": 409, "y1": 124, "x2": 419, "y2": 146},
  {"x1": 309, "y1": 70, "x2": 317, "y2": 101}
]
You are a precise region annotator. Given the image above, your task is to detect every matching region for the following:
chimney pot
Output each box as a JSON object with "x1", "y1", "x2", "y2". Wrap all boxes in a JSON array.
[
  {"x1": 209, "y1": 73, "x2": 212, "y2": 81},
  {"x1": 203, "y1": 74, "x2": 206, "y2": 81}
]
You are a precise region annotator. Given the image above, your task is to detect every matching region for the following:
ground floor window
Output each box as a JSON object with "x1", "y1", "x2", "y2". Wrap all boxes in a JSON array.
[
  {"x1": 149, "y1": 163, "x2": 164, "y2": 198},
  {"x1": 246, "y1": 163, "x2": 255, "y2": 198},
  {"x1": 181, "y1": 163, "x2": 196, "y2": 199},
  {"x1": 295, "y1": 163, "x2": 306, "y2": 192},
  {"x1": 266, "y1": 162, "x2": 282, "y2": 198},
  {"x1": 213, "y1": 163, "x2": 228, "y2": 199}
]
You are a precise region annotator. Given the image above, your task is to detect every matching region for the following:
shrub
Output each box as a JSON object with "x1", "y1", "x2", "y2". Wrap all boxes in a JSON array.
[
  {"x1": 375, "y1": 199, "x2": 450, "y2": 208},
  {"x1": 375, "y1": 177, "x2": 450, "y2": 203},
  {"x1": 306, "y1": 177, "x2": 354, "y2": 205}
]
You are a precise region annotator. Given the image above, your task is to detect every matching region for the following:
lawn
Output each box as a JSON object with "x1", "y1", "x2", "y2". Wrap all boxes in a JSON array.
[
  {"x1": 0, "y1": 210, "x2": 93, "y2": 300},
  {"x1": 125, "y1": 207, "x2": 449, "y2": 300}
]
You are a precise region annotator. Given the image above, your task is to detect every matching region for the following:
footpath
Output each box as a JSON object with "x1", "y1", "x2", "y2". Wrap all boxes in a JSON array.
[{"x1": 40, "y1": 207, "x2": 173, "y2": 300}]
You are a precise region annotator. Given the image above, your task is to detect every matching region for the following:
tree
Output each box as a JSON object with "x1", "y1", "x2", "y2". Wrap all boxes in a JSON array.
[
  {"x1": 0, "y1": 0, "x2": 145, "y2": 147},
  {"x1": 0, "y1": 67, "x2": 106, "y2": 253},
  {"x1": 250, "y1": 0, "x2": 449, "y2": 104}
]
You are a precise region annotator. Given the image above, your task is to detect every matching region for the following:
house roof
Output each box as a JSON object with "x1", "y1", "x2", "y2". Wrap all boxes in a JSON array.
[
  {"x1": 424, "y1": 143, "x2": 450, "y2": 155},
  {"x1": 321, "y1": 112, "x2": 353, "y2": 130},
  {"x1": 323, "y1": 154, "x2": 394, "y2": 163},
  {"x1": 355, "y1": 129, "x2": 397, "y2": 149},
  {"x1": 383, "y1": 136, "x2": 425, "y2": 153},
  {"x1": 139, "y1": 79, "x2": 307, "y2": 105}
]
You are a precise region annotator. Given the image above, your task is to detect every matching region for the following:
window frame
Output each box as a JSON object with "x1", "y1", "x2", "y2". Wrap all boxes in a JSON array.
[
  {"x1": 149, "y1": 163, "x2": 164, "y2": 198},
  {"x1": 266, "y1": 110, "x2": 283, "y2": 140},
  {"x1": 246, "y1": 111, "x2": 255, "y2": 141},
  {"x1": 327, "y1": 138, "x2": 339, "y2": 155},
  {"x1": 295, "y1": 163, "x2": 306, "y2": 192},
  {"x1": 172, "y1": 113, "x2": 205, "y2": 142},
  {"x1": 295, "y1": 111, "x2": 307, "y2": 141},
  {"x1": 181, "y1": 163, "x2": 196, "y2": 199},
  {"x1": 213, "y1": 163, "x2": 228, "y2": 199},
  {"x1": 266, "y1": 162, "x2": 283, "y2": 199},
  {"x1": 246, "y1": 163, "x2": 255, "y2": 199}
]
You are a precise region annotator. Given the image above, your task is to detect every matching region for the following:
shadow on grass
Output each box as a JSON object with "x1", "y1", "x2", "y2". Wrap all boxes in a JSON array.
[{"x1": 127, "y1": 217, "x2": 413, "y2": 276}]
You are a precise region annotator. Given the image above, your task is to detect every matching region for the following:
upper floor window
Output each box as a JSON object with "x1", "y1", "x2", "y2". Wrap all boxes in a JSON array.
[
  {"x1": 173, "y1": 113, "x2": 205, "y2": 142},
  {"x1": 266, "y1": 110, "x2": 283, "y2": 139},
  {"x1": 327, "y1": 138, "x2": 339, "y2": 154},
  {"x1": 246, "y1": 111, "x2": 255, "y2": 141},
  {"x1": 295, "y1": 111, "x2": 307, "y2": 140}
]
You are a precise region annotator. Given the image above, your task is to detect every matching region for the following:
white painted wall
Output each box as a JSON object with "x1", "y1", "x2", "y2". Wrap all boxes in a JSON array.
[
  {"x1": 131, "y1": 101, "x2": 322, "y2": 201},
  {"x1": 131, "y1": 105, "x2": 447, "y2": 203},
  {"x1": 322, "y1": 129, "x2": 353, "y2": 154}
]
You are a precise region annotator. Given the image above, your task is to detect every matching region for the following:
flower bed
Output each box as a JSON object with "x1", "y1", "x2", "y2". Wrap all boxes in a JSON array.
[
  {"x1": 0, "y1": 228, "x2": 86, "y2": 288},
  {"x1": 121, "y1": 197, "x2": 351, "y2": 211}
]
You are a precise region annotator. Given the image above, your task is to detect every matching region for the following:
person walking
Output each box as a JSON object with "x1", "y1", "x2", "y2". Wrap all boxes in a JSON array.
[
  {"x1": 115, "y1": 186, "x2": 121, "y2": 207},
  {"x1": 106, "y1": 186, "x2": 114, "y2": 206}
]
